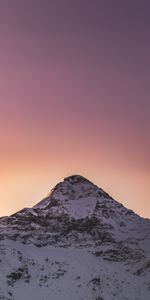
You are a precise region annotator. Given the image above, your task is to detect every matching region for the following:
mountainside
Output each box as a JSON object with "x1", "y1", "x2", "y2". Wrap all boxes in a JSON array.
[{"x1": 0, "y1": 175, "x2": 150, "y2": 300}]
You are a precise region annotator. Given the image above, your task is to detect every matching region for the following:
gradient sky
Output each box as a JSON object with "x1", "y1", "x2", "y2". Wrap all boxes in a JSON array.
[{"x1": 0, "y1": 0, "x2": 150, "y2": 218}]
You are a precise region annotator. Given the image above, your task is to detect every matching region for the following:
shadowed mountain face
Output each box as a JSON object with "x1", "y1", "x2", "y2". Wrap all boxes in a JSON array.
[{"x1": 0, "y1": 175, "x2": 150, "y2": 299}]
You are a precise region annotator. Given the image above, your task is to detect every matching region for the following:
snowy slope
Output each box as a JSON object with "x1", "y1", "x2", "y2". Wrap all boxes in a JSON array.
[{"x1": 0, "y1": 175, "x2": 150, "y2": 300}]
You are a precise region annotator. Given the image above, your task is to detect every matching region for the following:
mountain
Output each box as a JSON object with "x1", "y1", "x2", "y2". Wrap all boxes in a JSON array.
[{"x1": 0, "y1": 175, "x2": 150, "y2": 300}]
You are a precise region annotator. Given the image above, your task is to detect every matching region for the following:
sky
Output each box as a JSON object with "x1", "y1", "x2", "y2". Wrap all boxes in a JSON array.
[{"x1": 0, "y1": 0, "x2": 150, "y2": 218}]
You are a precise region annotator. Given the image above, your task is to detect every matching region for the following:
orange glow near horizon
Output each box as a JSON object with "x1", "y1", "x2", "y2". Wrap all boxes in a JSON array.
[{"x1": 0, "y1": 142, "x2": 150, "y2": 218}]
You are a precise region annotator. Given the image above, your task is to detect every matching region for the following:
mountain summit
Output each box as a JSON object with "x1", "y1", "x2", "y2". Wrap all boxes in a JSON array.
[
  {"x1": 34, "y1": 174, "x2": 110, "y2": 219},
  {"x1": 0, "y1": 175, "x2": 150, "y2": 299}
]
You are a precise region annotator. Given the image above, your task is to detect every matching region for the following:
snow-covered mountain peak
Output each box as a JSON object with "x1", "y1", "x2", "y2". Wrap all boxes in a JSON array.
[
  {"x1": 51, "y1": 174, "x2": 98, "y2": 198},
  {"x1": 1, "y1": 175, "x2": 150, "y2": 249},
  {"x1": 64, "y1": 174, "x2": 93, "y2": 184},
  {"x1": 0, "y1": 175, "x2": 150, "y2": 299},
  {"x1": 33, "y1": 175, "x2": 107, "y2": 218}
]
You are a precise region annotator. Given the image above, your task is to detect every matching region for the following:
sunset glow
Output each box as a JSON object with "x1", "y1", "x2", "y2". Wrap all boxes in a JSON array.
[{"x1": 0, "y1": 1, "x2": 150, "y2": 217}]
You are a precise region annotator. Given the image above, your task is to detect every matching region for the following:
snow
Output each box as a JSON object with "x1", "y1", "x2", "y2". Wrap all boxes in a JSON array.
[
  {"x1": 34, "y1": 175, "x2": 99, "y2": 219},
  {"x1": 0, "y1": 239, "x2": 150, "y2": 300},
  {"x1": 0, "y1": 240, "x2": 150, "y2": 300},
  {"x1": 0, "y1": 175, "x2": 150, "y2": 299},
  {"x1": 62, "y1": 196, "x2": 97, "y2": 219}
]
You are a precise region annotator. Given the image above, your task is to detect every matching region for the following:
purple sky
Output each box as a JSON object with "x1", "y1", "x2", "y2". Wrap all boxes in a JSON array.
[{"x1": 0, "y1": 1, "x2": 150, "y2": 217}]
